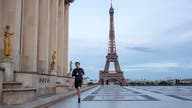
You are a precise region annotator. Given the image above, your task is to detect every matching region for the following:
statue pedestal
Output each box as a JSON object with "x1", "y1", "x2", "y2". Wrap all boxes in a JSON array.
[
  {"x1": 50, "y1": 69, "x2": 57, "y2": 76},
  {"x1": 68, "y1": 73, "x2": 74, "y2": 89},
  {"x1": 0, "y1": 57, "x2": 14, "y2": 82}
]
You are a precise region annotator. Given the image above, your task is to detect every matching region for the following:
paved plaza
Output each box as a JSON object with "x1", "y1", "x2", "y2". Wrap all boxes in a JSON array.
[{"x1": 49, "y1": 86, "x2": 192, "y2": 108}]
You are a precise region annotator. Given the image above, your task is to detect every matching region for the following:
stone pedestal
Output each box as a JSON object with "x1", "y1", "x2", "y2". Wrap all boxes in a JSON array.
[
  {"x1": 68, "y1": 73, "x2": 74, "y2": 89},
  {"x1": 69, "y1": 79, "x2": 74, "y2": 89},
  {"x1": 50, "y1": 69, "x2": 57, "y2": 76},
  {"x1": 0, "y1": 57, "x2": 14, "y2": 82}
]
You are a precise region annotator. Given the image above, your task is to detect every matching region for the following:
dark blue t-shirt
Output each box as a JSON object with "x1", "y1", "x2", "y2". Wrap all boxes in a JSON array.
[{"x1": 72, "y1": 68, "x2": 84, "y2": 81}]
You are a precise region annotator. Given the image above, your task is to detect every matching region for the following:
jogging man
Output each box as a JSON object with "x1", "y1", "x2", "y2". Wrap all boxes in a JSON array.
[{"x1": 72, "y1": 62, "x2": 84, "y2": 103}]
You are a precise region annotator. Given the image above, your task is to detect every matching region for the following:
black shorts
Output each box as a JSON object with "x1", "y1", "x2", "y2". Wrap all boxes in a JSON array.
[{"x1": 74, "y1": 80, "x2": 82, "y2": 89}]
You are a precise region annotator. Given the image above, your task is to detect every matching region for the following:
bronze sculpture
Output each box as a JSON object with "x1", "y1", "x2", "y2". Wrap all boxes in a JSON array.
[
  {"x1": 69, "y1": 61, "x2": 72, "y2": 74},
  {"x1": 51, "y1": 51, "x2": 56, "y2": 71},
  {"x1": 3, "y1": 25, "x2": 14, "y2": 57}
]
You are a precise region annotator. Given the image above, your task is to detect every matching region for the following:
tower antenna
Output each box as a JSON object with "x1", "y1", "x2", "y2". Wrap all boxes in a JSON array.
[{"x1": 111, "y1": 0, "x2": 113, "y2": 7}]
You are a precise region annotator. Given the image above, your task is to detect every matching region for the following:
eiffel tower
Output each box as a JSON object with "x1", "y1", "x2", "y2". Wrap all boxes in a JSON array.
[{"x1": 99, "y1": 1, "x2": 127, "y2": 86}]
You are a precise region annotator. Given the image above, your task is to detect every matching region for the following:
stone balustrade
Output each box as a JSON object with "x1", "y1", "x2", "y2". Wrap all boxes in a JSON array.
[{"x1": 38, "y1": 73, "x2": 56, "y2": 96}]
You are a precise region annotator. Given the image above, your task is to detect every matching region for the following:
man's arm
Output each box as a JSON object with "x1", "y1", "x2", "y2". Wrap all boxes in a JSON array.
[
  {"x1": 72, "y1": 69, "x2": 76, "y2": 77},
  {"x1": 82, "y1": 68, "x2": 85, "y2": 75}
]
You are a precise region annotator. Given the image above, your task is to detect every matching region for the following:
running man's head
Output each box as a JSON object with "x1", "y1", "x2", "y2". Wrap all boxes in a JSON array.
[{"x1": 75, "y1": 62, "x2": 80, "y2": 68}]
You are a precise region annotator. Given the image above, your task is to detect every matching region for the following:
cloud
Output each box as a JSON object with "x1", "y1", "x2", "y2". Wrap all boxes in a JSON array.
[
  {"x1": 162, "y1": 21, "x2": 192, "y2": 36},
  {"x1": 122, "y1": 62, "x2": 192, "y2": 72},
  {"x1": 153, "y1": 21, "x2": 192, "y2": 47},
  {"x1": 127, "y1": 46, "x2": 156, "y2": 53},
  {"x1": 127, "y1": 62, "x2": 178, "y2": 68}
]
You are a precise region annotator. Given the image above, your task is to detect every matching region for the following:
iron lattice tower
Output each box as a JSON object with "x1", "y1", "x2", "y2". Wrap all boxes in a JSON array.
[{"x1": 99, "y1": 2, "x2": 126, "y2": 86}]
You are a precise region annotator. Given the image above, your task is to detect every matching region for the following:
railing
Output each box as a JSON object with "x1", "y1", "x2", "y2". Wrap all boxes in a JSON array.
[{"x1": 38, "y1": 74, "x2": 56, "y2": 96}]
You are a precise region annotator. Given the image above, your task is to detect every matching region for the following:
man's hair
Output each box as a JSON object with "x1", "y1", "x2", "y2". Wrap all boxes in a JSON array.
[{"x1": 75, "y1": 62, "x2": 80, "y2": 66}]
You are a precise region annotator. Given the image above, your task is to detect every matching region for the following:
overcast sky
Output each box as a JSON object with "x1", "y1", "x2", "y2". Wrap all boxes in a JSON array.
[{"x1": 69, "y1": 0, "x2": 192, "y2": 80}]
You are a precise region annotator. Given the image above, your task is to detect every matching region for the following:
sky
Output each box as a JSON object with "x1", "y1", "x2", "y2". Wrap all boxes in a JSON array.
[{"x1": 68, "y1": 0, "x2": 192, "y2": 80}]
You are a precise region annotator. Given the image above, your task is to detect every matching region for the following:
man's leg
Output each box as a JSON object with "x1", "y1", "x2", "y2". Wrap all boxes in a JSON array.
[
  {"x1": 77, "y1": 86, "x2": 81, "y2": 103},
  {"x1": 77, "y1": 86, "x2": 81, "y2": 98}
]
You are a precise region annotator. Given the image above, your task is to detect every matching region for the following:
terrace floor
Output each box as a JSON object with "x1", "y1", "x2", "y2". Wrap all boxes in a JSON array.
[{"x1": 49, "y1": 86, "x2": 192, "y2": 108}]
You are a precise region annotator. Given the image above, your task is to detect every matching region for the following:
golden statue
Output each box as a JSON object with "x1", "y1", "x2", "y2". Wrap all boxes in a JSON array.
[
  {"x1": 3, "y1": 25, "x2": 14, "y2": 57},
  {"x1": 51, "y1": 51, "x2": 56, "y2": 71},
  {"x1": 69, "y1": 61, "x2": 72, "y2": 74}
]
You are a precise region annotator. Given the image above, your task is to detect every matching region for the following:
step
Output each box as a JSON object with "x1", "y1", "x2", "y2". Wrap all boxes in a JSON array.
[
  {"x1": 56, "y1": 84, "x2": 69, "y2": 94},
  {"x1": 2, "y1": 88, "x2": 36, "y2": 105},
  {"x1": 3, "y1": 82, "x2": 22, "y2": 89}
]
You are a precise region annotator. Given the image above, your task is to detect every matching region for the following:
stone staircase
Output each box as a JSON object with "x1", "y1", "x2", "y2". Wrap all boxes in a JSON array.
[
  {"x1": 0, "y1": 58, "x2": 37, "y2": 105},
  {"x1": 2, "y1": 81, "x2": 36, "y2": 105},
  {"x1": 3, "y1": 82, "x2": 22, "y2": 89},
  {"x1": 0, "y1": 68, "x2": 74, "y2": 105}
]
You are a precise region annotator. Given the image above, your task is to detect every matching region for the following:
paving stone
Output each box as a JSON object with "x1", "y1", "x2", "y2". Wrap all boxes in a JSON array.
[{"x1": 48, "y1": 86, "x2": 192, "y2": 108}]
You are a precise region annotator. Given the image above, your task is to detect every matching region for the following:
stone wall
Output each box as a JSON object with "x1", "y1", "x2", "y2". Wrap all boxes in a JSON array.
[
  {"x1": 0, "y1": 68, "x2": 4, "y2": 104},
  {"x1": 3, "y1": 88, "x2": 36, "y2": 105},
  {"x1": 56, "y1": 76, "x2": 71, "y2": 94},
  {"x1": 14, "y1": 72, "x2": 38, "y2": 88},
  {"x1": 56, "y1": 76, "x2": 70, "y2": 85},
  {"x1": 14, "y1": 71, "x2": 57, "y2": 96}
]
